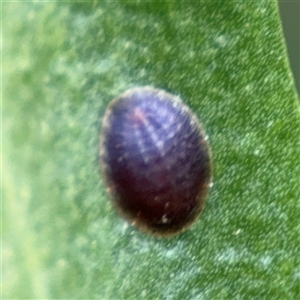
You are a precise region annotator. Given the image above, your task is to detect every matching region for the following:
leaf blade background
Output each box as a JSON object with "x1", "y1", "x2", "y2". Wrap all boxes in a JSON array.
[{"x1": 3, "y1": 1, "x2": 300, "y2": 299}]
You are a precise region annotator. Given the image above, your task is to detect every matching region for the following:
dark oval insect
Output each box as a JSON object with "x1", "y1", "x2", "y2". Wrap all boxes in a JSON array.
[{"x1": 100, "y1": 86, "x2": 212, "y2": 237}]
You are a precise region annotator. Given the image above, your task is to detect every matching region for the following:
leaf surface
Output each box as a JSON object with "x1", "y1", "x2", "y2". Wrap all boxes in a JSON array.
[{"x1": 3, "y1": 1, "x2": 300, "y2": 299}]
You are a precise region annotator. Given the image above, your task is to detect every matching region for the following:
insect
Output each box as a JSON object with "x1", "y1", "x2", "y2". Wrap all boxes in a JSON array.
[{"x1": 100, "y1": 86, "x2": 212, "y2": 237}]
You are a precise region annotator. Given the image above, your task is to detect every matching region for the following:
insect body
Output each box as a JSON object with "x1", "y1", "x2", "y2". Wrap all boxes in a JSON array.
[{"x1": 100, "y1": 86, "x2": 212, "y2": 237}]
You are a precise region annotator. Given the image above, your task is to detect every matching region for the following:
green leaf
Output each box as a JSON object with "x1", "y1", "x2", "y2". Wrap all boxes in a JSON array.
[{"x1": 3, "y1": 1, "x2": 300, "y2": 299}]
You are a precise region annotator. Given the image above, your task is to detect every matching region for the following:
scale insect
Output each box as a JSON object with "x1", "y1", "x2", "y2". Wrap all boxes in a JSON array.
[{"x1": 100, "y1": 86, "x2": 212, "y2": 237}]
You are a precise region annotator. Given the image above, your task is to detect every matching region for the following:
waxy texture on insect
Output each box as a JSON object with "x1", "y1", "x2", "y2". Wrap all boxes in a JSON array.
[{"x1": 100, "y1": 86, "x2": 212, "y2": 237}]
